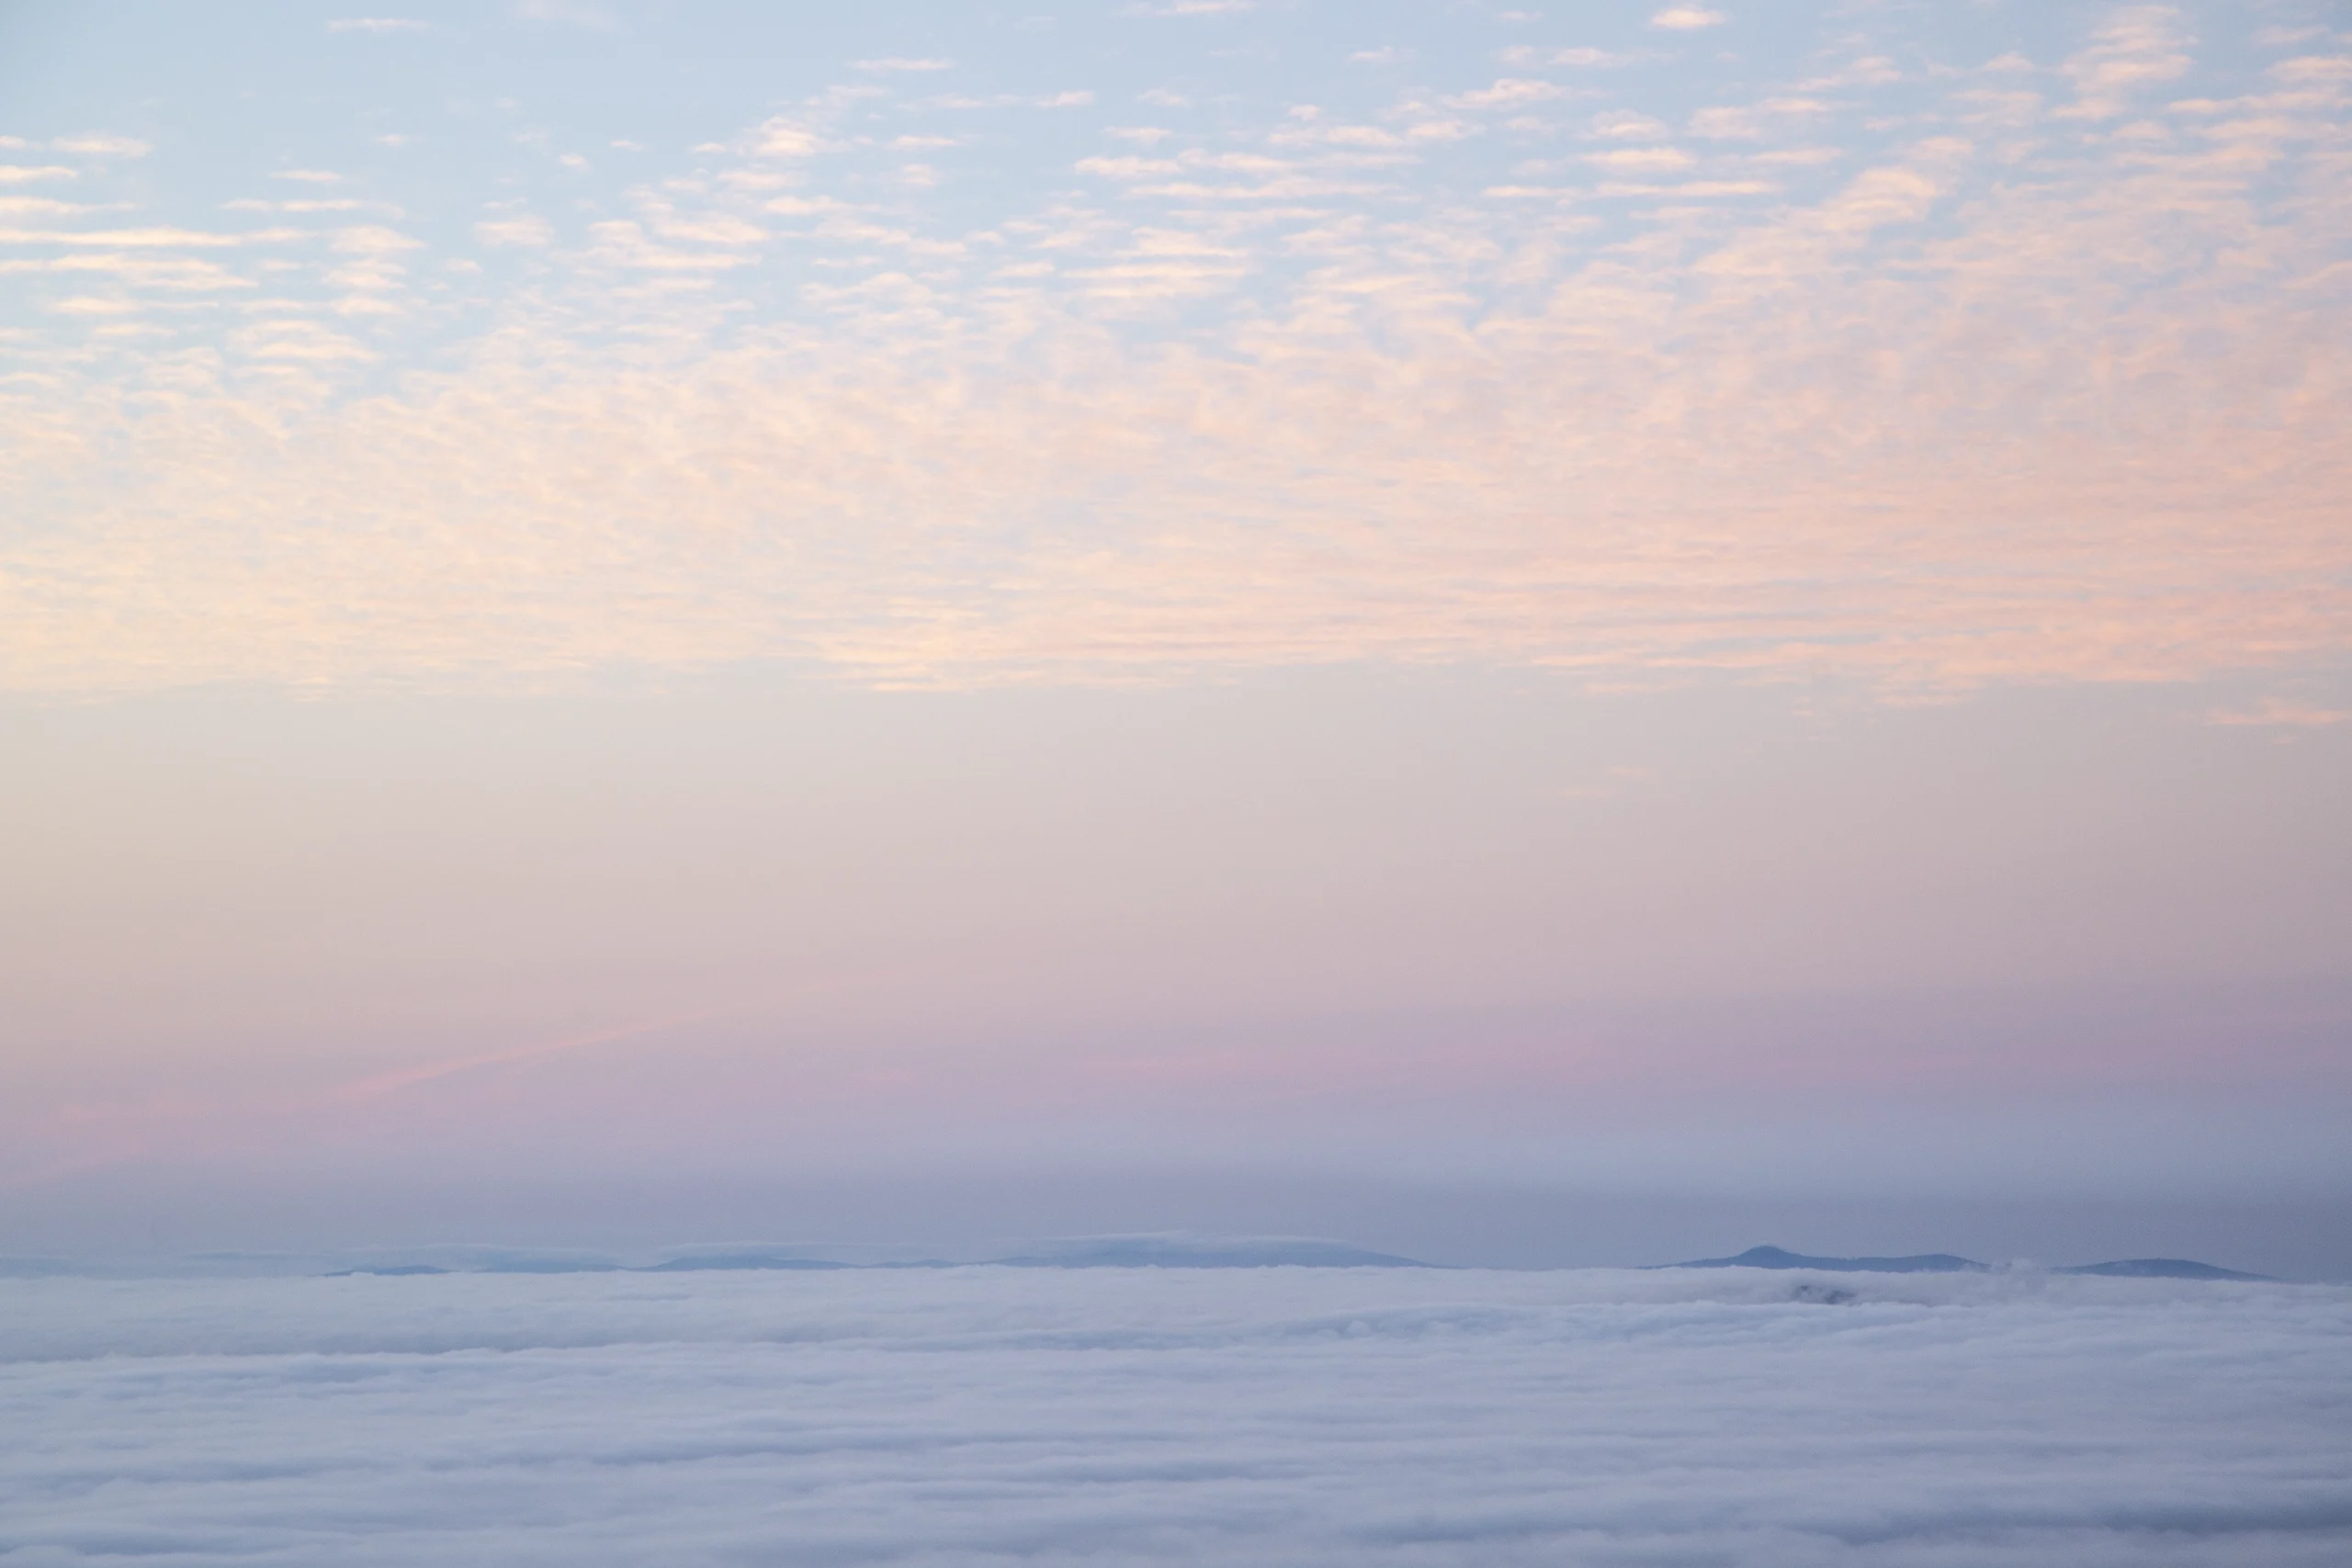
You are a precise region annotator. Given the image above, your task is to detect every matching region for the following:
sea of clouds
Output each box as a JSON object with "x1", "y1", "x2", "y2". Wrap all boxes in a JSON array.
[{"x1": 4, "y1": 1264, "x2": 2348, "y2": 1566}]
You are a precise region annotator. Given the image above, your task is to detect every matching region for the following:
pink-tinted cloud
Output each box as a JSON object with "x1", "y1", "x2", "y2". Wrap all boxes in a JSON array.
[
  {"x1": 2208, "y1": 697, "x2": 2352, "y2": 728},
  {"x1": 1, "y1": 24, "x2": 2346, "y2": 699}
]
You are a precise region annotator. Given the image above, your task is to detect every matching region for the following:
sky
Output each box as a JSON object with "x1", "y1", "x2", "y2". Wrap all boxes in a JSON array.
[{"x1": 2, "y1": 0, "x2": 2349, "y2": 1270}]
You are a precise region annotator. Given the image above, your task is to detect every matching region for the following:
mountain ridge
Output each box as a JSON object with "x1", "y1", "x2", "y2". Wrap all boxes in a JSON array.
[{"x1": 1661, "y1": 1245, "x2": 2268, "y2": 1280}]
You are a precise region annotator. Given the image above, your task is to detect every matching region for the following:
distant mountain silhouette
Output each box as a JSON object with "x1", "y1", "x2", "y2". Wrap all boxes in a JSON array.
[
  {"x1": 309, "y1": 1233, "x2": 1433, "y2": 1276},
  {"x1": 639, "y1": 1253, "x2": 855, "y2": 1272},
  {"x1": 472, "y1": 1259, "x2": 624, "y2": 1273},
  {"x1": 1665, "y1": 1246, "x2": 1985, "y2": 1273},
  {"x1": 322, "y1": 1264, "x2": 448, "y2": 1277},
  {"x1": 1663, "y1": 1245, "x2": 2269, "y2": 1280},
  {"x1": 276, "y1": 1235, "x2": 2278, "y2": 1280},
  {"x1": 629, "y1": 1234, "x2": 1430, "y2": 1272},
  {"x1": 991, "y1": 1235, "x2": 1428, "y2": 1269},
  {"x1": 2055, "y1": 1258, "x2": 2271, "y2": 1280}
]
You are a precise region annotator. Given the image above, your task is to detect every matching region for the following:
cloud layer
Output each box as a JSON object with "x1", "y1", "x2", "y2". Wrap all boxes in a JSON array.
[
  {"x1": 2, "y1": 6, "x2": 2346, "y2": 694},
  {"x1": 2, "y1": 1267, "x2": 2348, "y2": 1565}
]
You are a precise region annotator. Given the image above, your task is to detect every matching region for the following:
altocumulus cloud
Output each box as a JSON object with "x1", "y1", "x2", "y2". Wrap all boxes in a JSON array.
[
  {"x1": 3, "y1": 1268, "x2": 2349, "y2": 1565},
  {"x1": 4, "y1": 6, "x2": 2347, "y2": 697}
]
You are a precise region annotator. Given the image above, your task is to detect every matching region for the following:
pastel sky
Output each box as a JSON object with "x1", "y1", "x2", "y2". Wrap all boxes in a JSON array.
[{"x1": 3, "y1": 1, "x2": 2348, "y2": 1266}]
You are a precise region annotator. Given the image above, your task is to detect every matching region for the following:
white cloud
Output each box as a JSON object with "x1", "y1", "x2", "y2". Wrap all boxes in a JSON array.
[
  {"x1": 0, "y1": 164, "x2": 77, "y2": 184},
  {"x1": 52, "y1": 133, "x2": 153, "y2": 157},
  {"x1": 0, "y1": 6, "x2": 2344, "y2": 700},
  {"x1": 233, "y1": 318, "x2": 376, "y2": 363},
  {"x1": 47, "y1": 295, "x2": 142, "y2": 316},
  {"x1": 2208, "y1": 698, "x2": 2351, "y2": 728},
  {"x1": 0, "y1": 1268, "x2": 2346, "y2": 1565},
  {"x1": 2059, "y1": 5, "x2": 2193, "y2": 119},
  {"x1": 584, "y1": 219, "x2": 761, "y2": 271},
  {"x1": 1654, "y1": 6, "x2": 1727, "y2": 29},
  {"x1": 745, "y1": 118, "x2": 824, "y2": 158},
  {"x1": 332, "y1": 224, "x2": 422, "y2": 254},
  {"x1": 474, "y1": 215, "x2": 554, "y2": 246},
  {"x1": 1500, "y1": 46, "x2": 1632, "y2": 67},
  {"x1": 326, "y1": 17, "x2": 428, "y2": 32},
  {"x1": 1450, "y1": 78, "x2": 1566, "y2": 109},
  {"x1": 1589, "y1": 110, "x2": 1671, "y2": 139},
  {"x1": 0, "y1": 253, "x2": 252, "y2": 288},
  {"x1": 0, "y1": 225, "x2": 299, "y2": 247},
  {"x1": 1078, "y1": 155, "x2": 1182, "y2": 179},
  {"x1": 653, "y1": 215, "x2": 766, "y2": 245},
  {"x1": 922, "y1": 91, "x2": 1096, "y2": 111},
  {"x1": 1585, "y1": 145, "x2": 1696, "y2": 171},
  {"x1": 271, "y1": 168, "x2": 342, "y2": 184}
]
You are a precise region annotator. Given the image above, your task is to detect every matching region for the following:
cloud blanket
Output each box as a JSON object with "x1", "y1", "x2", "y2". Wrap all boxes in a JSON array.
[{"x1": 4, "y1": 1267, "x2": 2347, "y2": 1564}]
